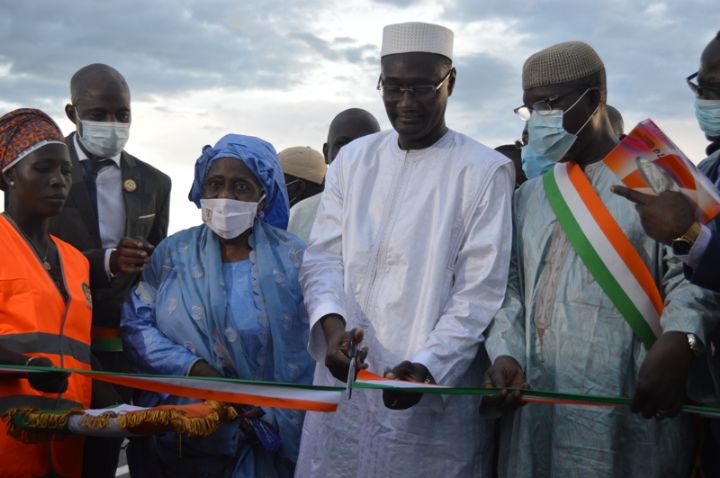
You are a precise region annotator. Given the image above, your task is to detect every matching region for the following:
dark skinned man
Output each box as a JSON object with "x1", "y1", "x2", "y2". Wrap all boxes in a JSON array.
[
  {"x1": 48, "y1": 63, "x2": 171, "y2": 478},
  {"x1": 296, "y1": 22, "x2": 514, "y2": 477},
  {"x1": 279, "y1": 145, "x2": 326, "y2": 207},
  {"x1": 612, "y1": 30, "x2": 720, "y2": 478},
  {"x1": 484, "y1": 41, "x2": 716, "y2": 478},
  {"x1": 613, "y1": 31, "x2": 720, "y2": 292},
  {"x1": 287, "y1": 108, "x2": 380, "y2": 241}
]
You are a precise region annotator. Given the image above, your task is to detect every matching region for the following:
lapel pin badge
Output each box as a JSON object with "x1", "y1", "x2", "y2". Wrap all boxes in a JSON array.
[{"x1": 123, "y1": 179, "x2": 137, "y2": 193}]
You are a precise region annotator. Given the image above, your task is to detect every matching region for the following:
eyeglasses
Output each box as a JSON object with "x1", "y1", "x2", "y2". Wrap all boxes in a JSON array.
[
  {"x1": 686, "y1": 72, "x2": 720, "y2": 98},
  {"x1": 513, "y1": 88, "x2": 594, "y2": 121},
  {"x1": 377, "y1": 69, "x2": 454, "y2": 101}
]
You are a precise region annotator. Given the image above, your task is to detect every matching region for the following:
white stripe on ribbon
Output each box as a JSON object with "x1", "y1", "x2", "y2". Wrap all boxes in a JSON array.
[
  {"x1": 554, "y1": 164, "x2": 662, "y2": 337},
  {"x1": 0, "y1": 367, "x2": 342, "y2": 410},
  {"x1": 355, "y1": 378, "x2": 448, "y2": 390},
  {"x1": 116, "y1": 375, "x2": 342, "y2": 406}
]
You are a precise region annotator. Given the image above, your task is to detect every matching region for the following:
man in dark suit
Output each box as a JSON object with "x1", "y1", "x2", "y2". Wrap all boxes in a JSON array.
[{"x1": 48, "y1": 63, "x2": 171, "y2": 478}]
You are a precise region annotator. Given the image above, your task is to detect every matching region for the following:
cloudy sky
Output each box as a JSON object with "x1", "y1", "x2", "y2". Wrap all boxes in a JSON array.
[{"x1": 0, "y1": 0, "x2": 717, "y2": 232}]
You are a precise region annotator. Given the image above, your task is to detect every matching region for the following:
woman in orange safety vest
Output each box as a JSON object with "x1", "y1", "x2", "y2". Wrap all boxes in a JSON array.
[{"x1": 0, "y1": 108, "x2": 92, "y2": 478}]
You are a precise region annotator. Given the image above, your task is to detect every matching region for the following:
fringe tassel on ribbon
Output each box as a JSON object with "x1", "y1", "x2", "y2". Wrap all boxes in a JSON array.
[
  {"x1": 2, "y1": 401, "x2": 239, "y2": 442},
  {"x1": 116, "y1": 400, "x2": 238, "y2": 437},
  {"x1": 2, "y1": 408, "x2": 82, "y2": 443}
]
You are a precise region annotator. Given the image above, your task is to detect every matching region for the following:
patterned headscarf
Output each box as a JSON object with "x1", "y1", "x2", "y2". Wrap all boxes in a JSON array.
[
  {"x1": 0, "y1": 108, "x2": 66, "y2": 172},
  {"x1": 188, "y1": 134, "x2": 290, "y2": 230}
]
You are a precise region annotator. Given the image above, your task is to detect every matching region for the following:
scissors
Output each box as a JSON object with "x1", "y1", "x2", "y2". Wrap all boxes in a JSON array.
[{"x1": 346, "y1": 329, "x2": 358, "y2": 399}]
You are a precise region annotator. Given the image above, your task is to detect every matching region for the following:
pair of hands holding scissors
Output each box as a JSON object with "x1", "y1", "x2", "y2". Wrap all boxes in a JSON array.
[{"x1": 320, "y1": 314, "x2": 435, "y2": 410}]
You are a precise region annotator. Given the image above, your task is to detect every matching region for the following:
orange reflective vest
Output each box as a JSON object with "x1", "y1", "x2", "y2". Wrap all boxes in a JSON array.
[{"x1": 0, "y1": 215, "x2": 92, "y2": 478}]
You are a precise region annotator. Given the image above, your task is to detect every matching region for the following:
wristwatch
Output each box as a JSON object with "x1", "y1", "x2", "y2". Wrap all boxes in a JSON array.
[
  {"x1": 671, "y1": 222, "x2": 702, "y2": 255},
  {"x1": 687, "y1": 333, "x2": 705, "y2": 358}
]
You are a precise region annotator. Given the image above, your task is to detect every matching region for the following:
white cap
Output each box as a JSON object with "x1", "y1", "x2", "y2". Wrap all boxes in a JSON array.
[
  {"x1": 278, "y1": 146, "x2": 327, "y2": 185},
  {"x1": 381, "y1": 22, "x2": 454, "y2": 60}
]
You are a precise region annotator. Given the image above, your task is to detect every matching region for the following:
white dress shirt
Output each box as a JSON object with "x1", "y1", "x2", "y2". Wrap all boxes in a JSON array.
[{"x1": 73, "y1": 135, "x2": 126, "y2": 276}]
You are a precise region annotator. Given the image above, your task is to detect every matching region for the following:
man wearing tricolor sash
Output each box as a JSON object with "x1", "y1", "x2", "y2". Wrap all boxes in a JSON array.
[{"x1": 485, "y1": 41, "x2": 717, "y2": 477}]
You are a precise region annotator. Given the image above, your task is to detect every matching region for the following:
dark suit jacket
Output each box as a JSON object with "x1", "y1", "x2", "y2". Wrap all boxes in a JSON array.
[
  {"x1": 49, "y1": 133, "x2": 171, "y2": 339},
  {"x1": 685, "y1": 150, "x2": 720, "y2": 292}
]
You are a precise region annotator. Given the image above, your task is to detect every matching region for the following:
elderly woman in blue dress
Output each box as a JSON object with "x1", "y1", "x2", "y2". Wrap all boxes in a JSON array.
[{"x1": 121, "y1": 134, "x2": 314, "y2": 477}]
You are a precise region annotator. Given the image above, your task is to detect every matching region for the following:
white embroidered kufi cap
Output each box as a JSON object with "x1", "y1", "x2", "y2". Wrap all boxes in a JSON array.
[{"x1": 381, "y1": 22, "x2": 454, "y2": 60}]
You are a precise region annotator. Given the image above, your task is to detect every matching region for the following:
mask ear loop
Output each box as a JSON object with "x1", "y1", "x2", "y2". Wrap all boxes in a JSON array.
[
  {"x1": 565, "y1": 88, "x2": 599, "y2": 136},
  {"x1": 564, "y1": 88, "x2": 591, "y2": 113},
  {"x1": 574, "y1": 105, "x2": 599, "y2": 136}
]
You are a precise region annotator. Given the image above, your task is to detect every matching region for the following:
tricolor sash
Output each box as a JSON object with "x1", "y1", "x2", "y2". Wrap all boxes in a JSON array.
[{"x1": 543, "y1": 162, "x2": 664, "y2": 348}]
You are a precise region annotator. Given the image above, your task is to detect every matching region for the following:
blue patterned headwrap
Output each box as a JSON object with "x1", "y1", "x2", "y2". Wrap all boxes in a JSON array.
[{"x1": 188, "y1": 134, "x2": 290, "y2": 229}]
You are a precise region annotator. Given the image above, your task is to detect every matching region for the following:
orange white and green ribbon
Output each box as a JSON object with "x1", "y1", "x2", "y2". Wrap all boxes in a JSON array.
[
  {"x1": 2, "y1": 365, "x2": 720, "y2": 418},
  {"x1": 544, "y1": 161, "x2": 663, "y2": 349},
  {"x1": 352, "y1": 370, "x2": 720, "y2": 417},
  {"x1": 0, "y1": 365, "x2": 341, "y2": 412}
]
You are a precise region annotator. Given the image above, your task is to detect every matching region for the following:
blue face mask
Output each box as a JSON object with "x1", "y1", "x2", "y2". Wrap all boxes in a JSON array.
[
  {"x1": 521, "y1": 143, "x2": 555, "y2": 179},
  {"x1": 521, "y1": 89, "x2": 597, "y2": 179},
  {"x1": 694, "y1": 98, "x2": 720, "y2": 138}
]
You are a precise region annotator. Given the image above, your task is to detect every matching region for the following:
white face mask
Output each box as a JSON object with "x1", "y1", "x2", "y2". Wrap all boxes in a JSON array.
[
  {"x1": 201, "y1": 196, "x2": 263, "y2": 239},
  {"x1": 77, "y1": 120, "x2": 130, "y2": 158}
]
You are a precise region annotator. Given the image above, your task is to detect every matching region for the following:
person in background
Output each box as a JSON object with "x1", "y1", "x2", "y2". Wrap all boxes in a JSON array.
[
  {"x1": 495, "y1": 143, "x2": 527, "y2": 188},
  {"x1": 0, "y1": 108, "x2": 92, "y2": 478},
  {"x1": 48, "y1": 63, "x2": 172, "y2": 478},
  {"x1": 288, "y1": 108, "x2": 380, "y2": 242},
  {"x1": 296, "y1": 22, "x2": 513, "y2": 477},
  {"x1": 606, "y1": 104, "x2": 625, "y2": 139},
  {"x1": 484, "y1": 41, "x2": 716, "y2": 478},
  {"x1": 121, "y1": 134, "x2": 314, "y2": 477},
  {"x1": 278, "y1": 146, "x2": 326, "y2": 208}
]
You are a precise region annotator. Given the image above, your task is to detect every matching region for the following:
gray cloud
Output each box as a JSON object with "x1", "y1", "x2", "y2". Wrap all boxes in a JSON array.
[
  {"x1": 288, "y1": 32, "x2": 377, "y2": 65},
  {"x1": 441, "y1": 0, "x2": 719, "y2": 119},
  {"x1": 0, "y1": 0, "x2": 329, "y2": 108},
  {"x1": 370, "y1": 0, "x2": 417, "y2": 6},
  {"x1": 2, "y1": 0, "x2": 718, "y2": 151}
]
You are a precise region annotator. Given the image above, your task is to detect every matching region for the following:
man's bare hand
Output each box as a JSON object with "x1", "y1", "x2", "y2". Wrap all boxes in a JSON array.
[
  {"x1": 321, "y1": 315, "x2": 367, "y2": 382},
  {"x1": 110, "y1": 237, "x2": 154, "y2": 275},
  {"x1": 611, "y1": 186, "x2": 696, "y2": 244}
]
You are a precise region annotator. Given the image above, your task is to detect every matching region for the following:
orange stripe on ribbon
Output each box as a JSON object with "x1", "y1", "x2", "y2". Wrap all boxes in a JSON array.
[
  {"x1": 357, "y1": 370, "x2": 383, "y2": 381},
  {"x1": 521, "y1": 396, "x2": 620, "y2": 408},
  {"x1": 86, "y1": 373, "x2": 339, "y2": 412}
]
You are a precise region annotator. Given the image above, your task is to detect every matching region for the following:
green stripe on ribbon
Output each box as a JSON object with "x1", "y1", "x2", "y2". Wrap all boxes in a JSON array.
[{"x1": 543, "y1": 169, "x2": 657, "y2": 349}]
